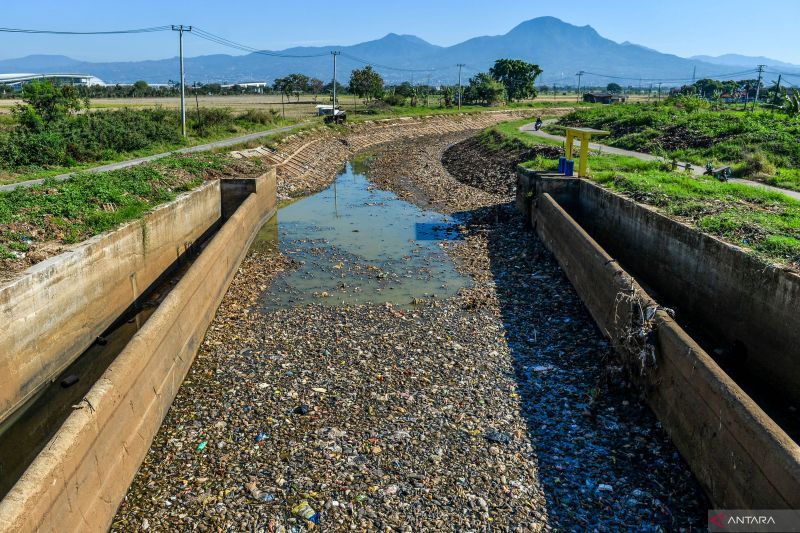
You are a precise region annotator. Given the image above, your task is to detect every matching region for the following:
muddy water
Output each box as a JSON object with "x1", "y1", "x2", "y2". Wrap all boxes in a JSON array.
[{"x1": 252, "y1": 162, "x2": 470, "y2": 309}]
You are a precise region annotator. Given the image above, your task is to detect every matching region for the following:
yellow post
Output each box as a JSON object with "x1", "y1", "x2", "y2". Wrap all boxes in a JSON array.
[{"x1": 563, "y1": 127, "x2": 610, "y2": 177}]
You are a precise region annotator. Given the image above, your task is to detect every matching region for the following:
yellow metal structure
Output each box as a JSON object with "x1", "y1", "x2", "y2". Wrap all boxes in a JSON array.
[{"x1": 564, "y1": 127, "x2": 609, "y2": 177}]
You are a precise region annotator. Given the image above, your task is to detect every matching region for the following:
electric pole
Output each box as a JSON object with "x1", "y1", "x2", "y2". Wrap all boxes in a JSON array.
[
  {"x1": 457, "y1": 63, "x2": 465, "y2": 110},
  {"x1": 575, "y1": 71, "x2": 585, "y2": 102},
  {"x1": 331, "y1": 51, "x2": 340, "y2": 117},
  {"x1": 753, "y1": 64, "x2": 765, "y2": 112},
  {"x1": 172, "y1": 25, "x2": 192, "y2": 137},
  {"x1": 692, "y1": 65, "x2": 696, "y2": 82},
  {"x1": 657, "y1": 82, "x2": 662, "y2": 102}
]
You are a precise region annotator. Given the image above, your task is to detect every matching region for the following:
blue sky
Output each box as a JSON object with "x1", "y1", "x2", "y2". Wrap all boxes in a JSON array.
[{"x1": 2, "y1": 0, "x2": 799, "y2": 64}]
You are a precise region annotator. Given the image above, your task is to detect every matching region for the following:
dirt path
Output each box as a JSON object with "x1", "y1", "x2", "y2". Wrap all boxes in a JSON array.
[
  {"x1": 111, "y1": 131, "x2": 705, "y2": 531},
  {"x1": 519, "y1": 121, "x2": 800, "y2": 201}
]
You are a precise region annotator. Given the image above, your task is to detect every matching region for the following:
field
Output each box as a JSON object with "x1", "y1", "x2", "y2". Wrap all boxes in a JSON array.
[
  {"x1": 549, "y1": 100, "x2": 800, "y2": 191},
  {"x1": 485, "y1": 117, "x2": 800, "y2": 269}
]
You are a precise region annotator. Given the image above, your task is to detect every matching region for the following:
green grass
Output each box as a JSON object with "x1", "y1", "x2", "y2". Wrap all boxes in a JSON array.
[
  {"x1": 0, "y1": 153, "x2": 224, "y2": 254},
  {"x1": 554, "y1": 101, "x2": 800, "y2": 191},
  {"x1": 492, "y1": 118, "x2": 800, "y2": 268},
  {"x1": 0, "y1": 108, "x2": 297, "y2": 186}
]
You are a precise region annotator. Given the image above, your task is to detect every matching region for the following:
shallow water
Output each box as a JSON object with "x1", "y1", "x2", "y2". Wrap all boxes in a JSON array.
[{"x1": 252, "y1": 162, "x2": 470, "y2": 308}]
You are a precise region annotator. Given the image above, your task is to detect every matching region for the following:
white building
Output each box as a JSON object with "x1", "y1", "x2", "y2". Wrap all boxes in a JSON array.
[{"x1": 0, "y1": 73, "x2": 106, "y2": 90}]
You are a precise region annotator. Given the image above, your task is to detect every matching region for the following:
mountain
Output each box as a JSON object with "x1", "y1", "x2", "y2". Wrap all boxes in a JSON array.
[
  {"x1": 690, "y1": 53, "x2": 800, "y2": 71},
  {"x1": 0, "y1": 17, "x2": 776, "y2": 86}
]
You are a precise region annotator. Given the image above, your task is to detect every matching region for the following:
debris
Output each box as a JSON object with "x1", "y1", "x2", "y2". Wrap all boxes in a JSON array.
[
  {"x1": 60, "y1": 375, "x2": 79, "y2": 388},
  {"x1": 196, "y1": 441, "x2": 207, "y2": 452}
]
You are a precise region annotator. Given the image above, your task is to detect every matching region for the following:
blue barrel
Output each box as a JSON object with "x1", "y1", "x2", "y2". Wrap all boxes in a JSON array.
[
  {"x1": 565, "y1": 159, "x2": 575, "y2": 177},
  {"x1": 558, "y1": 156, "x2": 566, "y2": 173}
]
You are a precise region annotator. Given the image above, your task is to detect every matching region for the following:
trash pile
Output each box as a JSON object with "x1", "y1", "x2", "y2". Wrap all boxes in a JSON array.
[{"x1": 112, "y1": 132, "x2": 706, "y2": 531}]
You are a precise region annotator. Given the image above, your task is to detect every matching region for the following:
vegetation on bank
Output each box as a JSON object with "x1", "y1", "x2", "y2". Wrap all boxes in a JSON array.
[
  {"x1": 0, "y1": 153, "x2": 265, "y2": 269},
  {"x1": 0, "y1": 80, "x2": 290, "y2": 183},
  {"x1": 550, "y1": 99, "x2": 800, "y2": 190},
  {"x1": 485, "y1": 118, "x2": 800, "y2": 269}
]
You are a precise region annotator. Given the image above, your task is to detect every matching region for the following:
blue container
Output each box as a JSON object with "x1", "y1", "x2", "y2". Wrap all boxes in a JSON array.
[
  {"x1": 557, "y1": 156, "x2": 566, "y2": 173},
  {"x1": 564, "y1": 159, "x2": 575, "y2": 177}
]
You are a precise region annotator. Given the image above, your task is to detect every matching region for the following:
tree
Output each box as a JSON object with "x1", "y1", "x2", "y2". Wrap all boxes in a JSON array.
[
  {"x1": 606, "y1": 82, "x2": 622, "y2": 94},
  {"x1": 464, "y1": 73, "x2": 506, "y2": 105},
  {"x1": 309, "y1": 78, "x2": 324, "y2": 102},
  {"x1": 394, "y1": 82, "x2": 415, "y2": 98},
  {"x1": 132, "y1": 80, "x2": 149, "y2": 96},
  {"x1": 349, "y1": 66, "x2": 384, "y2": 102},
  {"x1": 14, "y1": 80, "x2": 82, "y2": 130},
  {"x1": 488, "y1": 59, "x2": 542, "y2": 102}
]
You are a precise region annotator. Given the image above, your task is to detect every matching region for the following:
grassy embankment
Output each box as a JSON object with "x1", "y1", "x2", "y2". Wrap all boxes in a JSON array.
[
  {"x1": 484, "y1": 117, "x2": 800, "y2": 269},
  {"x1": 0, "y1": 107, "x2": 295, "y2": 186},
  {"x1": 0, "y1": 152, "x2": 271, "y2": 273},
  {"x1": 546, "y1": 101, "x2": 800, "y2": 191}
]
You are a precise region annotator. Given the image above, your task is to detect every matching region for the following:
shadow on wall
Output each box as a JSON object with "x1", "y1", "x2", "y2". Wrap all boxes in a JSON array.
[{"x1": 454, "y1": 202, "x2": 707, "y2": 530}]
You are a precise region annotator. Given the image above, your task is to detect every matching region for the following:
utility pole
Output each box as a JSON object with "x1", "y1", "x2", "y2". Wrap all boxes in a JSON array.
[
  {"x1": 457, "y1": 63, "x2": 465, "y2": 110},
  {"x1": 331, "y1": 51, "x2": 340, "y2": 117},
  {"x1": 752, "y1": 64, "x2": 765, "y2": 112},
  {"x1": 692, "y1": 65, "x2": 696, "y2": 82},
  {"x1": 172, "y1": 25, "x2": 192, "y2": 137},
  {"x1": 575, "y1": 71, "x2": 585, "y2": 102},
  {"x1": 657, "y1": 82, "x2": 662, "y2": 102}
]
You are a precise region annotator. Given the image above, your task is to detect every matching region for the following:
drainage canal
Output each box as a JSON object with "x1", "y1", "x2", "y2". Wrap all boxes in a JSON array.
[
  {"x1": 0, "y1": 210, "x2": 223, "y2": 500},
  {"x1": 251, "y1": 161, "x2": 470, "y2": 310}
]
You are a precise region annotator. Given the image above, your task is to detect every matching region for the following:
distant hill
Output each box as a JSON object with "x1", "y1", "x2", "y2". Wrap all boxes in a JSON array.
[
  {"x1": 690, "y1": 53, "x2": 800, "y2": 71},
  {"x1": 0, "y1": 17, "x2": 790, "y2": 86}
]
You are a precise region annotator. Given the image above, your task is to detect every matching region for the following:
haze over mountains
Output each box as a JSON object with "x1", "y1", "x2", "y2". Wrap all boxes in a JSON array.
[{"x1": 1, "y1": 17, "x2": 797, "y2": 86}]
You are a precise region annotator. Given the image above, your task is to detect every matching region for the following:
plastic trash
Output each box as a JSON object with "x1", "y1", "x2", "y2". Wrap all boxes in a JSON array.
[
  {"x1": 292, "y1": 500, "x2": 320, "y2": 525},
  {"x1": 196, "y1": 441, "x2": 207, "y2": 451}
]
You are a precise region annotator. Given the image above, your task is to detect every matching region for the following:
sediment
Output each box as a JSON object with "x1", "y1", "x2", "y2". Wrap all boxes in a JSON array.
[{"x1": 111, "y1": 128, "x2": 706, "y2": 531}]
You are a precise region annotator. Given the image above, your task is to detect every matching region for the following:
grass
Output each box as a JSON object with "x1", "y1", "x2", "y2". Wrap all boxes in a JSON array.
[
  {"x1": 490, "y1": 119, "x2": 800, "y2": 268},
  {"x1": 0, "y1": 108, "x2": 298, "y2": 186},
  {"x1": 0, "y1": 153, "x2": 227, "y2": 258},
  {"x1": 553, "y1": 101, "x2": 800, "y2": 191}
]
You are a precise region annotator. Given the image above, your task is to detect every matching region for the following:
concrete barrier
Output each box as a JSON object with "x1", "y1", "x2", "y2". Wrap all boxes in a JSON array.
[
  {"x1": 0, "y1": 169, "x2": 276, "y2": 532},
  {"x1": 518, "y1": 168, "x2": 800, "y2": 406},
  {"x1": 521, "y1": 179, "x2": 800, "y2": 508},
  {"x1": 0, "y1": 181, "x2": 221, "y2": 425}
]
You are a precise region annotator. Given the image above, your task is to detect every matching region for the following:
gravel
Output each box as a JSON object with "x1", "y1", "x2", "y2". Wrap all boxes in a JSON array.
[{"x1": 111, "y1": 132, "x2": 706, "y2": 531}]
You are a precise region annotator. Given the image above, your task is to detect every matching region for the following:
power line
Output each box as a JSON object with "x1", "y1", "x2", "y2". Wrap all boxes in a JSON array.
[
  {"x1": 190, "y1": 27, "x2": 328, "y2": 58},
  {"x1": 0, "y1": 26, "x2": 172, "y2": 35}
]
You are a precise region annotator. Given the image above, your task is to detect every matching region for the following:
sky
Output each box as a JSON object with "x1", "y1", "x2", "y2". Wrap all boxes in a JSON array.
[{"x1": 1, "y1": 0, "x2": 799, "y2": 65}]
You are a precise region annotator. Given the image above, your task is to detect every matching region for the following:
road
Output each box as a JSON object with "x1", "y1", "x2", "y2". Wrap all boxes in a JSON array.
[
  {"x1": 0, "y1": 123, "x2": 305, "y2": 193},
  {"x1": 519, "y1": 122, "x2": 800, "y2": 201}
]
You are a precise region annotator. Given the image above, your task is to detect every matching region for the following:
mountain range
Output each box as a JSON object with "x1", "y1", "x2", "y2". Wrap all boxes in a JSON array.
[{"x1": 1, "y1": 17, "x2": 797, "y2": 86}]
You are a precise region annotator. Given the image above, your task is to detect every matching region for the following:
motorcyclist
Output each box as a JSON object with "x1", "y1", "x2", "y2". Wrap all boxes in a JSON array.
[{"x1": 534, "y1": 116, "x2": 543, "y2": 131}]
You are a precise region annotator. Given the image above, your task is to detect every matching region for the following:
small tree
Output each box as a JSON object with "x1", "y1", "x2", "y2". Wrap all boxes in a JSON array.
[
  {"x1": 489, "y1": 58, "x2": 542, "y2": 102},
  {"x1": 465, "y1": 73, "x2": 506, "y2": 105},
  {"x1": 132, "y1": 80, "x2": 149, "y2": 96},
  {"x1": 309, "y1": 78, "x2": 324, "y2": 102},
  {"x1": 14, "y1": 80, "x2": 82, "y2": 130},
  {"x1": 606, "y1": 82, "x2": 622, "y2": 94},
  {"x1": 349, "y1": 66, "x2": 384, "y2": 102}
]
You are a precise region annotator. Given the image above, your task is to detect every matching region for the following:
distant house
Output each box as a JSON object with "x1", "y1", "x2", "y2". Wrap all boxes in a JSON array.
[{"x1": 583, "y1": 92, "x2": 626, "y2": 104}]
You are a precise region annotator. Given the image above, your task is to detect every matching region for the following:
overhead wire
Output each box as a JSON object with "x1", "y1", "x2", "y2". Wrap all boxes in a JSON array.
[{"x1": 0, "y1": 26, "x2": 172, "y2": 35}]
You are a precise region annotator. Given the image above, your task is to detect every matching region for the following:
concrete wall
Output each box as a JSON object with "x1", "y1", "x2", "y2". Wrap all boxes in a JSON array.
[
  {"x1": 522, "y1": 184, "x2": 800, "y2": 508},
  {"x1": 573, "y1": 180, "x2": 800, "y2": 405},
  {"x1": 0, "y1": 181, "x2": 221, "y2": 425},
  {"x1": 0, "y1": 170, "x2": 276, "y2": 533},
  {"x1": 518, "y1": 168, "x2": 800, "y2": 406}
]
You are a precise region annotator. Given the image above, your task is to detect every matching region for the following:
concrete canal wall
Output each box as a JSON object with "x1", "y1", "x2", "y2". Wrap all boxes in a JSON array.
[
  {"x1": 0, "y1": 170, "x2": 276, "y2": 532},
  {"x1": 517, "y1": 169, "x2": 800, "y2": 509},
  {"x1": 0, "y1": 180, "x2": 221, "y2": 425}
]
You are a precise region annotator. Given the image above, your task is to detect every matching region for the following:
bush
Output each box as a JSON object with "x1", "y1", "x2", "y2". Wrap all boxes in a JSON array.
[
  {"x1": 382, "y1": 93, "x2": 406, "y2": 106},
  {"x1": 736, "y1": 151, "x2": 777, "y2": 178},
  {"x1": 239, "y1": 108, "x2": 280, "y2": 125}
]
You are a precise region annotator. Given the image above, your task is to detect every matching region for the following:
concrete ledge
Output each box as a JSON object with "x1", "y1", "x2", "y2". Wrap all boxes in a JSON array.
[
  {"x1": 0, "y1": 180, "x2": 221, "y2": 424},
  {"x1": 0, "y1": 169, "x2": 276, "y2": 532},
  {"x1": 531, "y1": 192, "x2": 800, "y2": 508}
]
